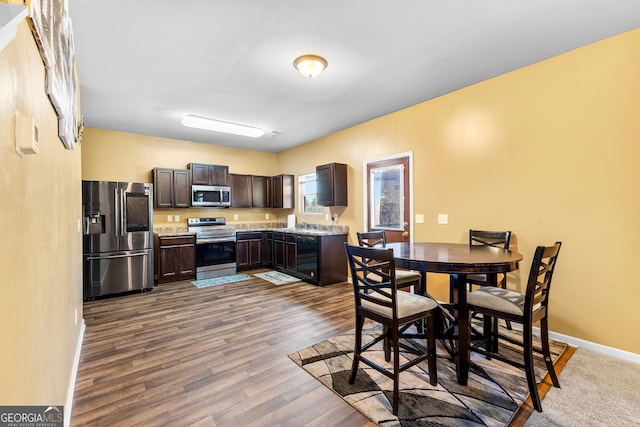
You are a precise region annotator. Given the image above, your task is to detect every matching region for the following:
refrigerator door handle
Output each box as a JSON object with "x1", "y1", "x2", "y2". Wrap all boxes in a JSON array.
[
  {"x1": 86, "y1": 252, "x2": 149, "y2": 261},
  {"x1": 120, "y1": 188, "x2": 126, "y2": 236},
  {"x1": 114, "y1": 187, "x2": 120, "y2": 237}
]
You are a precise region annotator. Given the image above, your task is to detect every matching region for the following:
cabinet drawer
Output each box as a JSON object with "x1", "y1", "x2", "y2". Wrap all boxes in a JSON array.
[
  {"x1": 285, "y1": 234, "x2": 297, "y2": 242},
  {"x1": 273, "y1": 232, "x2": 284, "y2": 241},
  {"x1": 236, "y1": 231, "x2": 263, "y2": 241},
  {"x1": 158, "y1": 235, "x2": 195, "y2": 246}
]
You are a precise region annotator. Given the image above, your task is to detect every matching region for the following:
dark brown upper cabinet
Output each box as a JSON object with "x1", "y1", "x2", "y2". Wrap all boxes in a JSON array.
[
  {"x1": 251, "y1": 175, "x2": 271, "y2": 208},
  {"x1": 153, "y1": 168, "x2": 191, "y2": 208},
  {"x1": 189, "y1": 163, "x2": 229, "y2": 186},
  {"x1": 271, "y1": 174, "x2": 294, "y2": 209},
  {"x1": 229, "y1": 173, "x2": 252, "y2": 208},
  {"x1": 316, "y1": 163, "x2": 347, "y2": 206}
]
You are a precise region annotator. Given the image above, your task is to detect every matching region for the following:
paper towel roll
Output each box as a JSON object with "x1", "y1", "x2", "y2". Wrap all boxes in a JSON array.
[{"x1": 287, "y1": 214, "x2": 296, "y2": 228}]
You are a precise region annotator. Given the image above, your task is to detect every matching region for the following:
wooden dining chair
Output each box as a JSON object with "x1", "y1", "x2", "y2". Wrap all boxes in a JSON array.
[
  {"x1": 344, "y1": 243, "x2": 438, "y2": 416},
  {"x1": 467, "y1": 242, "x2": 562, "y2": 412},
  {"x1": 468, "y1": 229, "x2": 512, "y2": 286},
  {"x1": 357, "y1": 231, "x2": 421, "y2": 292},
  {"x1": 457, "y1": 229, "x2": 513, "y2": 329}
]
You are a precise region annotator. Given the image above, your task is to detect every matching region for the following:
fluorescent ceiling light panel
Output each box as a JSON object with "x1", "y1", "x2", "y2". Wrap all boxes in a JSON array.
[{"x1": 181, "y1": 115, "x2": 266, "y2": 137}]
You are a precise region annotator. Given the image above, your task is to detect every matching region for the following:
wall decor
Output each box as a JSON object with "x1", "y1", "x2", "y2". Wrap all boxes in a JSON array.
[
  {"x1": 25, "y1": 0, "x2": 54, "y2": 68},
  {"x1": 25, "y1": 0, "x2": 79, "y2": 149}
]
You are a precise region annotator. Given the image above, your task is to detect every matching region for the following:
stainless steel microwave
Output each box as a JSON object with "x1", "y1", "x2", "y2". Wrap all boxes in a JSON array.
[{"x1": 191, "y1": 185, "x2": 231, "y2": 207}]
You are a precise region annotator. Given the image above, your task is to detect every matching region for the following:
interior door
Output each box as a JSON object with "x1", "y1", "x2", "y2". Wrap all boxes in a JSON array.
[{"x1": 365, "y1": 155, "x2": 411, "y2": 242}]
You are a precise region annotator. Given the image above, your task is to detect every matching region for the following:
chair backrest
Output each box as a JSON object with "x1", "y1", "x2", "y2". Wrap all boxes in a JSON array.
[
  {"x1": 357, "y1": 231, "x2": 386, "y2": 248},
  {"x1": 524, "y1": 242, "x2": 562, "y2": 318},
  {"x1": 344, "y1": 243, "x2": 398, "y2": 318},
  {"x1": 469, "y1": 229, "x2": 512, "y2": 250}
]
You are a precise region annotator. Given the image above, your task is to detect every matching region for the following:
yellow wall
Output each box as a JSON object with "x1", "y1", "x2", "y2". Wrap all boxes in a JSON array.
[
  {"x1": 80, "y1": 29, "x2": 640, "y2": 357},
  {"x1": 81, "y1": 128, "x2": 283, "y2": 227},
  {"x1": 279, "y1": 29, "x2": 640, "y2": 354},
  {"x1": 0, "y1": 21, "x2": 83, "y2": 405}
]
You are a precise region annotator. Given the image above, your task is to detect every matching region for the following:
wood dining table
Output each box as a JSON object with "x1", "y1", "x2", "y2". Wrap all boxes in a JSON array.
[{"x1": 384, "y1": 242, "x2": 523, "y2": 385}]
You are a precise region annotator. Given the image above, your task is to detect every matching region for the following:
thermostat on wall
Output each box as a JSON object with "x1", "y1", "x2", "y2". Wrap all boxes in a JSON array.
[{"x1": 15, "y1": 111, "x2": 39, "y2": 156}]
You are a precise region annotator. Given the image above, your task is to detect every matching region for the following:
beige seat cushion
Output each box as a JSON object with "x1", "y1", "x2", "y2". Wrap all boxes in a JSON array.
[
  {"x1": 467, "y1": 286, "x2": 524, "y2": 316},
  {"x1": 366, "y1": 269, "x2": 421, "y2": 286},
  {"x1": 395, "y1": 269, "x2": 421, "y2": 285},
  {"x1": 361, "y1": 291, "x2": 438, "y2": 319}
]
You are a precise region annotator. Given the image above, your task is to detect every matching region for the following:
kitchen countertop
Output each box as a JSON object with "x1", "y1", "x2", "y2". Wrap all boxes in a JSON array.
[
  {"x1": 232, "y1": 223, "x2": 348, "y2": 236},
  {"x1": 154, "y1": 223, "x2": 348, "y2": 237},
  {"x1": 153, "y1": 226, "x2": 194, "y2": 237}
]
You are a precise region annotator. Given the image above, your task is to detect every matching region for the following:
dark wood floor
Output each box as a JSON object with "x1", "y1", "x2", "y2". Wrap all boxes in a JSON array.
[
  {"x1": 72, "y1": 269, "x2": 374, "y2": 426},
  {"x1": 72, "y1": 269, "x2": 568, "y2": 426}
]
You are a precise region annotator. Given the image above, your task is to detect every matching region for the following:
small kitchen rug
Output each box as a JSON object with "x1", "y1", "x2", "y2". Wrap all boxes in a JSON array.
[
  {"x1": 254, "y1": 271, "x2": 301, "y2": 285},
  {"x1": 289, "y1": 323, "x2": 567, "y2": 426},
  {"x1": 192, "y1": 274, "x2": 252, "y2": 289}
]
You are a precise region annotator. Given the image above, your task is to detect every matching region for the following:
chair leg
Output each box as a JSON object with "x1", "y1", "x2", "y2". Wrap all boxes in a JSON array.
[
  {"x1": 384, "y1": 325, "x2": 391, "y2": 362},
  {"x1": 482, "y1": 314, "x2": 495, "y2": 358},
  {"x1": 523, "y1": 325, "x2": 542, "y2": 412},
  {"x1": 540, "y1": 317, "x2": 560, "y2": 388},
  {"x1": 426, "y1": 315, "x2": 438, "y2": 386},
  {"x1": 391, "y1": 326, "x2": 400, "y2": 416},
  {"x1": 349, "y1": 314, "x2": 364, "y2": 384}
]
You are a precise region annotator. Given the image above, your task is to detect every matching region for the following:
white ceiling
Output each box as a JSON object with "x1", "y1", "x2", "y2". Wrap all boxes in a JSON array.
[{"x1": 68, "y1": 1, "x2": 640, "y2": 153}]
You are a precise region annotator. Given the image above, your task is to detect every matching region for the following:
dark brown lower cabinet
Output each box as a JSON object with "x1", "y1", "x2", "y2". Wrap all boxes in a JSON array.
[
  {"x1": 236, "y1": 231, "x2": 265, "y2": 270},
  {"x1": 156, "y1": 235, "x2": 196, "y2": 283},
  {"x1": 267, "y1": 231, "x2": 347, "y2": 286}
]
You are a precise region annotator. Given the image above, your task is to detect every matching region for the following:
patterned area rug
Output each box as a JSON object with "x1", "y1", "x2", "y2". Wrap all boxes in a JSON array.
[
  {"x1": 254, "y1": 270, "x2": 301, "y2": 285},
  {"x1": 289, "y1": 323, "x2": 567, "y2": 426},
  {"x1": 191, "y1": 273, "x2": 251, "y2": 288}
]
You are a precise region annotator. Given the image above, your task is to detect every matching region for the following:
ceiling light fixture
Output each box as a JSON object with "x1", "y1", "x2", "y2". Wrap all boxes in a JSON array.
[
  {"x1": 180, "y1": 114, "x2": 266, "y2": 138},
  {"x1": 293, "y1": 54, "x2": 328, "y2": 78}
]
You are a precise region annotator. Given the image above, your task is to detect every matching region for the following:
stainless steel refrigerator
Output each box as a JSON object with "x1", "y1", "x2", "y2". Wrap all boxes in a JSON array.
[{"x1": 82, "y1": 181, "x2": 154, "y2": 299}]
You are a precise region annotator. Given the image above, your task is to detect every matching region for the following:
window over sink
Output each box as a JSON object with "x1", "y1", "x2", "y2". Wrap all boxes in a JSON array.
[{"x1": 299, "y1": 173, "x2": 323, "y2": 214}]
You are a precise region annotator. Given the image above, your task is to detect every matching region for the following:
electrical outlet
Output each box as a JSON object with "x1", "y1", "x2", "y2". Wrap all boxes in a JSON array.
[
  {"x1": 233, "y1": 214, "x2": 238, "y2": 221},
  {"x1": 265, "y1": 213, "x2": 270, "y2": 220},
  {"x1": 415, "y1": 214, "x2": 424, "y2": 224},
  {"x1": 167, "y1": 215, "x2": 173, "y2": 222},
  {"x1": 325, "y1": 213, "x2": 330, "y2": 221},
  {"x1": 175, "y1": 215, "x2": 180, "y2": 222},
  {"x1": 437, "y1": 214, "x2": 448, "y2": 225}
]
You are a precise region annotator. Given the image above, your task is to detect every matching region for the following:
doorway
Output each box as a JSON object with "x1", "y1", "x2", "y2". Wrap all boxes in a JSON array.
[{"x1": 364, "y1": 153, "x2": 413, "y2": 242}]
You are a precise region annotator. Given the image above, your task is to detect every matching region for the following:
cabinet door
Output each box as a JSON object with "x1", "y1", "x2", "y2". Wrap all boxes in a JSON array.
[
  {"x1": 230, "y1": 174, "x2": 252, "y2": 207},
  {"x1": 178, "y1": 244, "x2": 195, "y2": 277},
  {"x1": 271, "y1": 174, "x2": 294, "y2": 208},
  {"x1": 266, "y1": 234, "x2": 274, "y2": 266},
  {"x1": 251, "y1": 176, "x2": 270, "y2": 207},
  {"x1": 316, "y1": 163, "x2": 347, "y2": 206},
  {"x1": 274, "y1": 239, "x2": 285, "y2": 268},
  {"x1": 249, "y1": 240, "x2": 261, "y2": 267},
  {"x1": 189, "y1": 163, "x2": 210, "y2": 185},
  {"x1": 285, "y1": 241, "x2": 297, "y2": 271},
  {"x1": 154, "y1": 168, "x2": 175, "y2": 208},
  {"x1": 236, "y1": 240, "x2": 250, "y2": 268},
  {"x1": 211, "y1": 165, "x2": 229, "y2": 186},
  {"x1": 173, "y1": 169, "x2": 191, "y2": 208},
  {"x1": 159, "y1": 245, "x2": 178, "y2": 281}
]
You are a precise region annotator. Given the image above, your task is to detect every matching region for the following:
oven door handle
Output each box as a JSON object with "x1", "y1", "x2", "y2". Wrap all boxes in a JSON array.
[{"x1": 197, "y1": 237, "x2": 237, "y2": 244}]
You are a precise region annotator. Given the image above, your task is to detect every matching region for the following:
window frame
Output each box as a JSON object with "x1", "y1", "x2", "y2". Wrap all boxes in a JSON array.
[{"x1": 299, "y1": 172, "x2": 324, "y2": 215}]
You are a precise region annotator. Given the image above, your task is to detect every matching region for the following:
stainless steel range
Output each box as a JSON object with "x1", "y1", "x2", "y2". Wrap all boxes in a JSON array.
[{"x1": 188, "y1": 217, "x2": 237, "y2": 279}]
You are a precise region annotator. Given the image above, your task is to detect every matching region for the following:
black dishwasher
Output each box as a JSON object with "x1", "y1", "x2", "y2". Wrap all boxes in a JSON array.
[{"x1": 297, "y1": 235, "x2": 318, "y2": 282}]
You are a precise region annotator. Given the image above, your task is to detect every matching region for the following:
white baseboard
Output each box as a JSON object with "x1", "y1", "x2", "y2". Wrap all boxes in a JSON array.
[
  {"x1": 510, "y1": 323, "x2": 640, "y2": 364},
  {"x1": 65, "y1": 320, "x2": 85, "y2": 427}
]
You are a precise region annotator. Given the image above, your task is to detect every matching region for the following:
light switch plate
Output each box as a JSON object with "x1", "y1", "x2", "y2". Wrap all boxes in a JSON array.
[
  {"x1": 167, "y1": 215, "x2": 173, "y2": 222},
  {"x1": 437, "y1": 214, "x2": 448, "y2": 225},
  {"x1": 415, "y1": 214, "x2": 424, "y2": 224}
]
